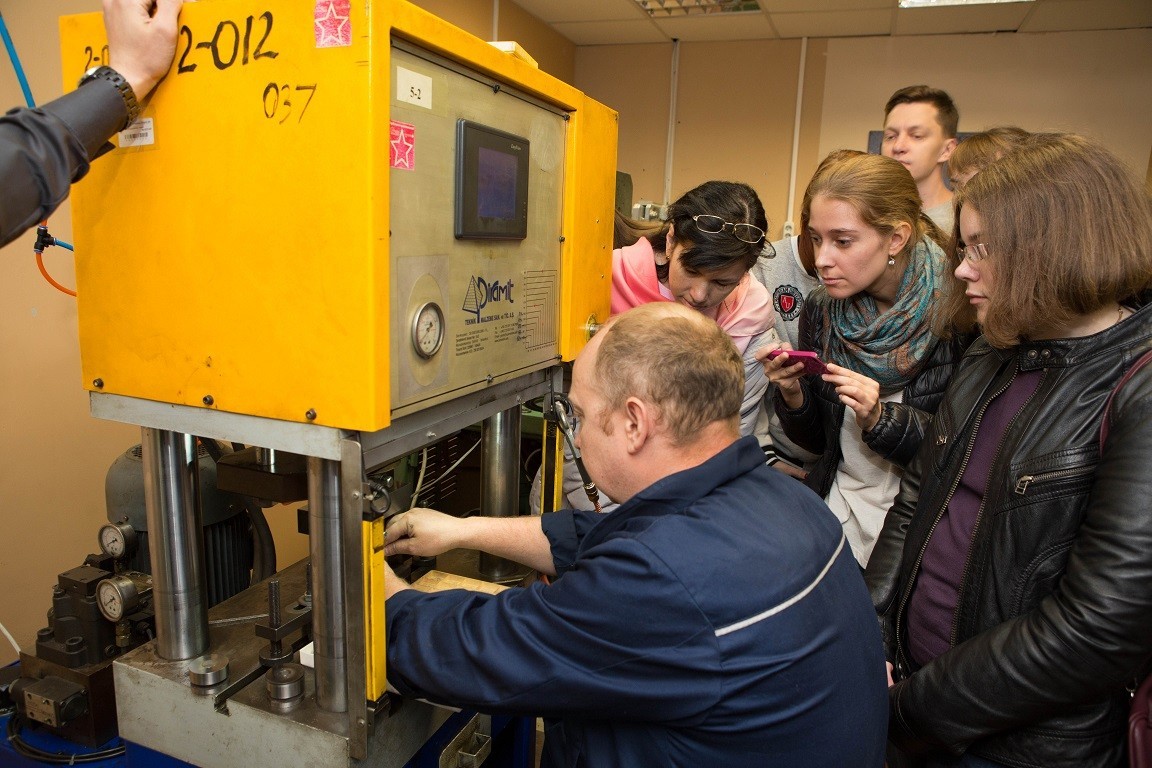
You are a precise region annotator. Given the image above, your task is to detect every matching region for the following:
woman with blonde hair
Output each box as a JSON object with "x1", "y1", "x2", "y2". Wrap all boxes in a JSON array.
[
  {"x1": 868, "y1": 132, "x2": 1152, "y2": 768},
  {"x1": 760, "y1": 151, "x2": 968, "y2": 566}
]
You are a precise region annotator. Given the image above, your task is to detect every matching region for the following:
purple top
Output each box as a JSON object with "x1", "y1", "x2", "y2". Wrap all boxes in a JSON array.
[{"x1": 907, "y1": 368, "x2": 1042, "y2": 666}]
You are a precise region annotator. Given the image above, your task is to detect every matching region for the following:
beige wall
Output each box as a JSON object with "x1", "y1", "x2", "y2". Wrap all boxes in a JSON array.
[
  {"x1": 576, "y1": 28, "x2": 1152, "y2": 240},
  {"x1": 0, "y1": 0, "x2": 572, "y2": 670},
  {"x1": 412, "y1": 0, "x2": 575, "y2": 82}
]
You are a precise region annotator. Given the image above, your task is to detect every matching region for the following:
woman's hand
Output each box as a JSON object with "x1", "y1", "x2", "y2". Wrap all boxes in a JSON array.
[
  {"x1": 823, "y1": 363, "x2": 882, "y2": 433},
  {"x1": 754, "y1": 342, "x2": 806, "y2": 409}
]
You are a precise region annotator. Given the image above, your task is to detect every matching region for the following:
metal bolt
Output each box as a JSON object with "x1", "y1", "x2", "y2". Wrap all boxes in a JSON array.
[
  {"x1": 92, "y1": 378, "x2": 104, "y2": 389},
  {"x1": 268, "y1": 579, "x2": 283, "y2": 659},
  {"x1": 305, "y1": 409, "x2": 317, "y2": 421},
  {"x1": 202, "y1": 395, "x2": 214, "y2": 406}
]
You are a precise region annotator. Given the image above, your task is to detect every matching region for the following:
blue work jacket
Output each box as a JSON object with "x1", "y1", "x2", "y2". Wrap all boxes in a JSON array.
[{"x1": 386, "y1": 436, "x2": 887, "y2": 767}]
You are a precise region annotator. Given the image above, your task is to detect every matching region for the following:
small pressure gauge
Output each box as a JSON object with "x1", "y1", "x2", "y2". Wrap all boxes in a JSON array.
[
  {"x1": 97, "y1": 575, "x2": 140, "y2": 622},
  {"x1": 98, "y1": 522, "x2": 138, "y2": 559},
  {"x1": 411, "y1": 302, "x2": 445, "y2": 359}
]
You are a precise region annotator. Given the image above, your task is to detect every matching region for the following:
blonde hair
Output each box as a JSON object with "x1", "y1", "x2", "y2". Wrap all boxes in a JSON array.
[
  {"x1": 593, "y1": 303, "x2": 743, "y2": 444},
  {"x1": 943, "y1": 132, "x2": 1152, "y2": 346}
]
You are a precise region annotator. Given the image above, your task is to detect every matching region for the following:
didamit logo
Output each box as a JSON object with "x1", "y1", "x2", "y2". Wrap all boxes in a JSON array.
[{"x1": 462, "y1": 276, "x2": 515, "y2": 322}]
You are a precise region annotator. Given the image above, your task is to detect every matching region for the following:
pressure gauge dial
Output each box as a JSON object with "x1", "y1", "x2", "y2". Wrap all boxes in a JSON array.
[
  {"x1": 98, "y1": 522, "x2": 138, "y2": 559},
  {"x1": 411, "y1": 302, "x2": 445, "y2": 359},
  {"x1": 97, "y1": 575, "x2": 140, "y2": 622}
]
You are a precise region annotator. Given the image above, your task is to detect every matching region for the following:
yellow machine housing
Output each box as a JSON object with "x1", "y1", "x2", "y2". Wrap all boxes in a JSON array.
[{"x1": 60, "y1": 0, "x2": 617, "y2": 432}]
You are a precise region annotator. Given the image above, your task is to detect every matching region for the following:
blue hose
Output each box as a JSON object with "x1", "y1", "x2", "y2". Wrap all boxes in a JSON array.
[{"x1": 0, "y1": 10, "x2": 36, "y2": 108}]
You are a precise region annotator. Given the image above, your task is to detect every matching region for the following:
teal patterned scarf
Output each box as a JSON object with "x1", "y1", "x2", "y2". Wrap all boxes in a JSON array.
[{"x1": 819, "y1": 237, "x2": 947, "y2": 394}]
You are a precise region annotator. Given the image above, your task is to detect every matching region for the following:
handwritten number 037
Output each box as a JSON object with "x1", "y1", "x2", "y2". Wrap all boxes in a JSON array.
[{"x1": 263, "y1": 84, "x2": 317, "y2": 124}]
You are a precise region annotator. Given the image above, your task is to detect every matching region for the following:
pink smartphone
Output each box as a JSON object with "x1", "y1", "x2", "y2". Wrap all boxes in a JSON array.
[{"x1": 767, "y1": 349, "x2": 829, "y2": 376}]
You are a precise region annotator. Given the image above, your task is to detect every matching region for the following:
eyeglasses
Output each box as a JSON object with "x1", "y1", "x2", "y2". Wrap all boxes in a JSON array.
[
  {"x1": 957, "y1": 242, "x2": 989, "y2": 263},
  {"x1": 693, "y1": 214, "x2": 766, "y2": 245}
]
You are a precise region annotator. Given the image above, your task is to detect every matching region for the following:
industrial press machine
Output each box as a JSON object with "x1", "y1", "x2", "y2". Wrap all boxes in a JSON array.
[{"x1": 46, "y1": 1, "x2": 617, "y2": 764}]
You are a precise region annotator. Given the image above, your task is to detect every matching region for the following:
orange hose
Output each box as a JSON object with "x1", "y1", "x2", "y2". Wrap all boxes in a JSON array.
[{"x1": 35, "y1": 250, "x2": 77, "y2": 297}]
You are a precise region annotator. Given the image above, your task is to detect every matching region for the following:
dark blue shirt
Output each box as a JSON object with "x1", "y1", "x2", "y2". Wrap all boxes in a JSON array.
[{"x1": 387, "y1": 436, "x2": 888, "y2": 768}]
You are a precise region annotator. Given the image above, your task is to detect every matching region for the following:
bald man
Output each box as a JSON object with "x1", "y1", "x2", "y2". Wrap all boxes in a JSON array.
[{"x1": 383, "y1": 302, "x2": 887, "y2": 768}]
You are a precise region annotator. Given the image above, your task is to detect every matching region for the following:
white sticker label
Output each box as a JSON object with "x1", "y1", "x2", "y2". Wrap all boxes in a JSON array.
[
  {"x1": 396, "y1": 67, "x2": 432, "y2": 109},
  {"x1": 118, "y1": 118, "x2": 155, "y2": 148}
]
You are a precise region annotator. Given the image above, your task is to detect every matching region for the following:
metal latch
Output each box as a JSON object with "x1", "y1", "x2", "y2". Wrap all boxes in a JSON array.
[{"x1": 439, "y1": 714, "x2": 492, "y2": 768}]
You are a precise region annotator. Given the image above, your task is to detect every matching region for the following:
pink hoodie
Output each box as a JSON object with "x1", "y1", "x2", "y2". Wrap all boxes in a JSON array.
[{"x1": 610, "y1": 237, "x2": 775, "y2": 354}]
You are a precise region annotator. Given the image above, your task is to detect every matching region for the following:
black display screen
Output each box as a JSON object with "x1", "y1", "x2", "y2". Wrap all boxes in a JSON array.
[{"x1": 455, "y1": 120, "x2": 530, "y2": 240}]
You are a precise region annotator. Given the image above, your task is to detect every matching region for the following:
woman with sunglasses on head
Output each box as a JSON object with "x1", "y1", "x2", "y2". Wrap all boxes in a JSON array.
[
  {"x1": 758, "y1": 150, "x2": 969, "y2": 568},
  {"x1": 537, "y1": 180, "x2": 777, "y2": 514},
  {"x1": 866, "y1": 133, "x2": 1152, "y2": 768}
]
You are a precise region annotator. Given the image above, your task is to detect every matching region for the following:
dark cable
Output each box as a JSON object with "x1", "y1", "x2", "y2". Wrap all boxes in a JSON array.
[{"x1": 6, "y1": 713, "x2": 126, "y2": 764}]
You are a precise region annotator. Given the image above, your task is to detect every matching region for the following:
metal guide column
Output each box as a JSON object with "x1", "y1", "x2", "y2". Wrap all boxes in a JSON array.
[
  {"x1": 478, "y1": 406, "x2": 522, "y2": 580},
  {"x1": 141, "y1": 428, "x2": 209, "y2": 660},
  {"x1": 308, "y1": 456, "x2": 346, "y2": 712}
]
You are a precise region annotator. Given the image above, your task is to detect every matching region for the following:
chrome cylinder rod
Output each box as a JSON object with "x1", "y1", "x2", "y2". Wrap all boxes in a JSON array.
[
  {"x1": 308, "y1": 456, "x2": 347, "y2": 712},
  {"x1": 478, "y1": 406, "x2": 521, "y2": 580},
  {"x1": 141, "y1": 428, "x2": 208, "y2": 660}
]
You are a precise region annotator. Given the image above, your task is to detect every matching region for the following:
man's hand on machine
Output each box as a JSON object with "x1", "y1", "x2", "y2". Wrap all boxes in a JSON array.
[{"x1": 384, "y1": 507, "x2": 467, "y2": 559}]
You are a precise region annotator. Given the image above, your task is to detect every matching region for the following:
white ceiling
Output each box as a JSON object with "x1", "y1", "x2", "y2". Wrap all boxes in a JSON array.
[{"x1": 511, "y1": 0, "x2": 1152, "y2": 45}]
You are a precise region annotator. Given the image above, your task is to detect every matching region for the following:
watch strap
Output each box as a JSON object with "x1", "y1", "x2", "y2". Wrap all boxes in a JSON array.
[{"x1": 78, "y1": 65, "x2": 140, "y2": 131}]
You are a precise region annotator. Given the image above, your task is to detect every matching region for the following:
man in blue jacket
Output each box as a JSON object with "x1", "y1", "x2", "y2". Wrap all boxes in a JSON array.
[{"x1": 384, "y1": 301, "x2": 887, "y2": 767}]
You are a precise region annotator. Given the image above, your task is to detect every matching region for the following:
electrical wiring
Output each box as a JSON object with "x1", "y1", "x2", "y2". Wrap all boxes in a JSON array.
[
  {"x1": 6, "y1": 714, "x2": 126, "y2": 764},
  {"x1": 410, "y1": 438, "x2": 482, "y2": 505},
  {"x1": 408, "y1": 447, "x2": 429, "y2": 509},
  {"x1": 0, "y1": 617, "x2": 20, "y2": 655}
]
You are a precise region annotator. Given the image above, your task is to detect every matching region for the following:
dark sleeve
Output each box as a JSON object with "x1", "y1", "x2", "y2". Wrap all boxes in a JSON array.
[
  {"x1": 773, "y1": 301, "x2": 825, "y2": 454},
  {"x1": 385, "y1": 537, "x2": 722, "y2": 721},
  {"x1": 862, "y1": 401, "x2": 933, "y2": 468},
  {"x1": 0, "y1": 81, "x2": 128, "y2": 248},
  {"x1": 886, "y1": 370, "x2": 1152, "y2": 755},
  {"x1": 864, "y1": 336, "x2": 969, "y2": 468},
  {"x1": 539, "y1": 509, "x2": 602, "y2": 576}
]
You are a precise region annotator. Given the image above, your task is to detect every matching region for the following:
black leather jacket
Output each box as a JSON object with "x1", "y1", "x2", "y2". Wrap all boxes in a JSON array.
[
  {"x1": 866, "y1": 300, "x2": 1152, "y2": 768},
  {"x1": 775, "y1": 290, "x2": 969, "y2": 499}
]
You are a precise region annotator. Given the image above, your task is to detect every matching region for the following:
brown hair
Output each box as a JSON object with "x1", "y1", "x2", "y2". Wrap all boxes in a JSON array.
[
  {"x1": 947, "y1": 126, "x2": 1030, "y2": 182},
  {"x1": 613, "y1": 210, "x2": 663, "y2": 249},
  {"x1": 943, "y1": 132, "x2": 1152, "y2": 347},
  {"x1": 884, "y1": 85, "x2": 959, "y2": 139},
  {"x1": 801, "y1": 150, "x2": 948, "y2": 273},
  {"x1": 593, "y1": 303, "x2": 743, "y2": 444},
  {"x1": 649, "y1": 180, "x2": 769, "y2": 280}
]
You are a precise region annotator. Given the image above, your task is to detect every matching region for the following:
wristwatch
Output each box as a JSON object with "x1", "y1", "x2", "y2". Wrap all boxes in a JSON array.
[{"x1": 78, "y1": 65, "x2": 140, "y2": 131}]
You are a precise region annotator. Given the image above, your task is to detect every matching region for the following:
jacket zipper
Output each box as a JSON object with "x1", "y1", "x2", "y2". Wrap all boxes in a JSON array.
[
  {"x1": 894, "y1": 379, "x2": 1007, "y2": 672},
  {"x1": 1014, "y1": 464, "x2": 1095, "y2": 495}
]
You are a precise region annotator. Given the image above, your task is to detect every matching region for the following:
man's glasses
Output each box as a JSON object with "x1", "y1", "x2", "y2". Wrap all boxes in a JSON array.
[
  {"x1": 693, "y1": 214, "x2": 766, "y2": 245},
  {"x1": 957, "y1": 242, "x2": 989, "y2": 263}
]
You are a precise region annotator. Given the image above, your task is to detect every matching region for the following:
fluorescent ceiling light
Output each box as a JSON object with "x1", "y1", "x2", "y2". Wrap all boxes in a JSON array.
[
  {"x1": 635, "y1": 0, "x2": 761, "y2": 17},
  {"x1": 899, "y1": 0, "x2": 1034, "y2": 7}
]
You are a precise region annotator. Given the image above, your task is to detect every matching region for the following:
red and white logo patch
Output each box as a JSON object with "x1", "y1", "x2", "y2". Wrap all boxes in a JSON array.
[
  {"x1": 390, "y1": 121, "x2": 415, "y2": 170},
  {"x1": 773, "y1": 284, "x2": 804, "y2": 322},
  {"x1": 314, "y1": 0, "x2": 351, "y2": 48}
]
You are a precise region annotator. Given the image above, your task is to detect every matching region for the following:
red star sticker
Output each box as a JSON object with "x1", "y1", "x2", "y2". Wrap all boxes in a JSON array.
[
  {"x1": 314, "y1": 0, "x2": 351, "y2": 48},
  {"x1": 390, "y1": 121, "x2": 415, "y2": 170}
]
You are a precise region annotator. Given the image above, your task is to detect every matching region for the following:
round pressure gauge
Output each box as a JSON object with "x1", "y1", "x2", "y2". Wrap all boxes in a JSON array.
[
  {"x1": 411, "y1": 302, "x2": 445, "y2": 359},
  {"x1": 98, "y1": 522, "x2": 138, "y2": 559},
  {"x1": 97, "y1": 575, "x2": 140, "y2": 622}
]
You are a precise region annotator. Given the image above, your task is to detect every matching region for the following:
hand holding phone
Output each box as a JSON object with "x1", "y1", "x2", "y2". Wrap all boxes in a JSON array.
[{"x1": 766, "y1": 349, "x2": 829, "y2": 376}]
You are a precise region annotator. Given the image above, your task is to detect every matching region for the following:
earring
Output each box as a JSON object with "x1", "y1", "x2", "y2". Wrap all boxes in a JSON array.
[{"x1": 888, "y1": 256, "x2": 895, "y2": 267}]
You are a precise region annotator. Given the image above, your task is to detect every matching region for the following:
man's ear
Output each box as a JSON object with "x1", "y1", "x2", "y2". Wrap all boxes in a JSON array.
[
  {"x1": 622, "y1": 396, "x2": 652, "y2": 454},
  {"x1": 937, "y1": 136, "x2": 958, "y2": 164}
]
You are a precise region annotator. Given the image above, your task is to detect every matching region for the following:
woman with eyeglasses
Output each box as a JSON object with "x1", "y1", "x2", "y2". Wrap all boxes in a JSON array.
[
  {"x1": 758, "y1": 150, "x2": 969, "y2": 567},
  {"x1": 866, "y1": 133, "x2": 1152, "y2": 768}
]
